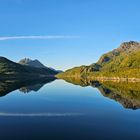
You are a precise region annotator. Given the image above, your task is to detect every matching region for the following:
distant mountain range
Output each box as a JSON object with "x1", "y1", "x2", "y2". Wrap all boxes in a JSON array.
[
  {"x1": 0, "y1": 57, "x2": 59, "y2": 80},
  {"x1": 57, "y1": 41, "x2": 140, "y2": 80}
]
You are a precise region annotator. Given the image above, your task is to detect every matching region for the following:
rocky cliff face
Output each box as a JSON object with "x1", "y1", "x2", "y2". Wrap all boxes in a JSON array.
[{"x1": 118, "y1": 41, "x2": 140, "y2": 53}]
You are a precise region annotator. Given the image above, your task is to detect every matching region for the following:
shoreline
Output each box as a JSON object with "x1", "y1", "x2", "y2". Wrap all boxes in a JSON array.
[
  {"x1": 56, "y1": 75, "x2": 140, "y2": 82},
  {"x1": 87, "y1": 76, "x2": 140, "y2": 82}
]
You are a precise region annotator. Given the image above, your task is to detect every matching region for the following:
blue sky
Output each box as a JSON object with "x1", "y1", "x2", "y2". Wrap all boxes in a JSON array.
[{"x1": 0, "y1": 0, "x2": 140, "y2": 70}]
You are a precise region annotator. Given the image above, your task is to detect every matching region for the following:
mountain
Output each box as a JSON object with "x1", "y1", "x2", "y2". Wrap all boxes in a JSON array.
[
  {"x1": 19, "y1": 58, "x2": 46, "y2": 68},
  {"x1": 57, "y1": 41, "x2": 140, "y2": 79},
  {"x1": 96, "y1": 41, "x2": 140, "y2": 71},
  {"x1": 19, "y1": 58, "x2": 62, "y2": 73},
  {"x1": 0, "y1": 57, "x2": 58, "y2": 80}
]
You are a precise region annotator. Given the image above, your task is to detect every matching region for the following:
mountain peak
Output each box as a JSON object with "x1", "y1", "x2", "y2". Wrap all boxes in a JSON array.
[
  {"x1": 19, "y1": 58, "x2": 46, "y2": 68},
  {"x1": 19, "y1": 58, "x2": 32, "y2": 65},
  {"x1": 120, "y1": 41, "x2": 139, "y2": 46},
  {"x1": 117, "y1": 41, "x2": 140, "y2": 53},
  {"x1": 97, "y1": 41, "x2": 140, "y2": 65}
]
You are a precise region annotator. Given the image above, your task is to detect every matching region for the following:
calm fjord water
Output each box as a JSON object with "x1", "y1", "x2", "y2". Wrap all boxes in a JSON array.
[{"x1": 0, "y1": 79, "x2": 140, "y2": 140}]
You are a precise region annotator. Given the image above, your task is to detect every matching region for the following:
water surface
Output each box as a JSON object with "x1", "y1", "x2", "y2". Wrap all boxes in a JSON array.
[{"x1": 0, "y1": 78, "x2": 140, "y2": 140}]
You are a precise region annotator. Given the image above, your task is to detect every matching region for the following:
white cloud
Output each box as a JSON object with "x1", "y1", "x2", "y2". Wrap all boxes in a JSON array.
[
  {"x1": 0, "y1": 112, "x2": 83, "y2": 117},
  {"x1": 0, "y1": 35, "x2": 80, "y2": 41}
]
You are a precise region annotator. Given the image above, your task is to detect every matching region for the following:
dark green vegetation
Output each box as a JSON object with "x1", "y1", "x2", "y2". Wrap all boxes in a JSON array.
[
  {"x1": 0, "y1": 57, "x2": 58, "y2": 80},
  {"x1": 57, "y1": 41, "x2": 140, "y2": 79},
  {"x1": 61, "y1": 77, "x2": 140, "y2": 109}
]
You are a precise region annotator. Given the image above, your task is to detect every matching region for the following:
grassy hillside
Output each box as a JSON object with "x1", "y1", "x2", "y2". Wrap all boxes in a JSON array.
[{"x1": 57, "y1": 41, "x2": 140, "y2": 79}]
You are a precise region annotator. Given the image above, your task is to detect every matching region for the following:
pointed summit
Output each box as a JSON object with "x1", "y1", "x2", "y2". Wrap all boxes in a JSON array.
[
  {"x1": 19, "y1": 58, "x2": 46, "y2": 68},
  {"x1": 117, "y1": 41, "x2": 140, "y2": 53}
]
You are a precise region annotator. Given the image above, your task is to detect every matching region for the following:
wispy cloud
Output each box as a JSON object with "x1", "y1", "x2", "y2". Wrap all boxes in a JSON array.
[
  {"x1": 0, "y1": 35, "x2": 80, "y2": 41},
  {"x1": 0, "y1": 112, "x2": 83, "y2": 117}
]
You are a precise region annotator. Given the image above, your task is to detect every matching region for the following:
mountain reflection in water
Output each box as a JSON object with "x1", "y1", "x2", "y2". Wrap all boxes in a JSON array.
[
  {"x1": 61, "y1": 77, "x2": 140, "y2": 110},
  {"x1": 0, "y1": 77, "x2": 140, "y2": 110},
  {"x1": 0, "y1": 77, "x2": 56, "y2": 96}
]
